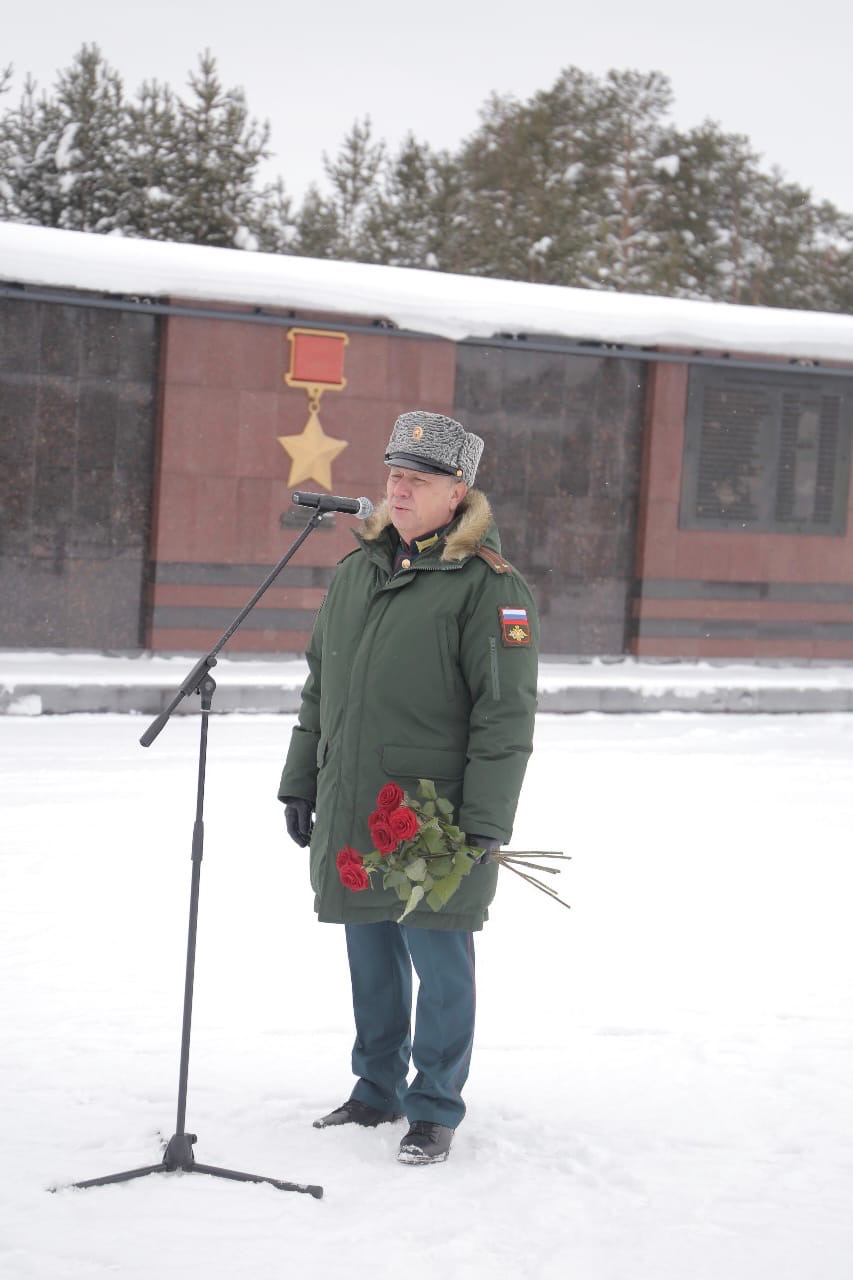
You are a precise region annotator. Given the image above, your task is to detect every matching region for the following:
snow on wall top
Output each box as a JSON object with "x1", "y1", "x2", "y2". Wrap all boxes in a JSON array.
[{"x1": 1, "y1": 221, "x2": 851, "y2": 362}]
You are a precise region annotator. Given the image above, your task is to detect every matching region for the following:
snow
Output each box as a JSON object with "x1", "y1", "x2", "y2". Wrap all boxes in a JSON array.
[
  {"x1": 2, "y1": 221, "x2": 853, "y2": 360},
  {"x1": 1, "y1": 708, "x2": 851, "y2": 1279},
  {"x1": 654, "y1": 154, "x2": 680, "y2": 178},
  {"x1": 5, "y1": 648, "x2": 853, "y2": 692},
  {"x1": 7, "y1": 650, "x2": 853, "y2": 718},
  {"x1": 54, "y1": 122, "x2": 79, "y2": 171}
]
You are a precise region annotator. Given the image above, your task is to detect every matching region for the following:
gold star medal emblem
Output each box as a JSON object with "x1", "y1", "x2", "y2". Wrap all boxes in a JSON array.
[
  {"x1": 278, "y1": 327, "x2": 349, "y2": 490},
  {"x1": 278, "y1": 410, "x2": 348, "y2": 489}
]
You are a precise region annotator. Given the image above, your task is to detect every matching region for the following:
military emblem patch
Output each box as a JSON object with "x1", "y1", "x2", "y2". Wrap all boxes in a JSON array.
[{"x1": 499, "y1": 605, "x2": 531, "y2": 646}]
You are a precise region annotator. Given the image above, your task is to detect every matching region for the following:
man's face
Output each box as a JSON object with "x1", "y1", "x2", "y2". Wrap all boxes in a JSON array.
[{"x1": 386, "y1": 466, "x2": 466, "y2": 543}]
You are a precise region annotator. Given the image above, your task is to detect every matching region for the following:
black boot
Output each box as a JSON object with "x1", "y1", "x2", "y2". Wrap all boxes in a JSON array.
[
  {"x1": 397, "y1": 1121, "x2": 454, "y2": 1164},
  {"x1": 313, "y1": 1099, "x2": 404, "y2": 1129}
]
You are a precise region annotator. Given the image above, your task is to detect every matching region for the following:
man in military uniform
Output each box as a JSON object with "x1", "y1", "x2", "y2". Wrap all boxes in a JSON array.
[{"x1": 279, "y1": 410, "x2": 538, "y2": 1165}]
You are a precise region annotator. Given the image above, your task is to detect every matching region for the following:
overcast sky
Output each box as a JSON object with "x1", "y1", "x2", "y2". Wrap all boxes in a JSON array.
[{"x1": 7, "y1": 0, "x2": 853, "y2": 215}]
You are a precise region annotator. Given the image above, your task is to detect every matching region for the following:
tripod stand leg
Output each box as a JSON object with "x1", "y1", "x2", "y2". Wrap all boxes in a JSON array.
[
  {"x1": 191, "y1": 1163, "x2": 323, "y2": 1198},
  {"x1": 61, "y1": 673, "x2": 323, "y2": 1199},
  {"x1": 65, "y1": 1164, "x2": 170, "y2": 1190}
]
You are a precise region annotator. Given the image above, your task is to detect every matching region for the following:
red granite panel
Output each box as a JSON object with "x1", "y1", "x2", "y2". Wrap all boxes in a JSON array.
[
  {"x1": 641, "y1": 364, "x2": 688, "y2": 502},
  {"x1": 236, "y1": 391, "x2": 280, "y2": 478},
  {"x1": 386, "y1": 338, "x2": 457, "y2": 407},
  {"x1": 343, "y1": 333, "x2": 392, "y2": 400},
  {"x1": 668, "y1": 531, "x2": 714, "y2": 579},
  {"x1": 150, "y1": 472, "x2": 198, "y2": 561},
  {"x1": 149, "y1": 627, "x2": 309, "y2": 653},
  {"x1": 637, "y1": 599, "x2": 853, "y2": 622},
  {"x1": 233, "y1": 476, "x2": 273, "y2": 562},
  {"x1": 635, "y1": 500, "x2": 679, "y2": 577},
  {"x1": 633, "y1": 636, "x2": 703, "y2": 658},
  {"x1": 691, "y1": 638, "x2": 761, "y2": 658},
  {"x1": 160, "y1": 316, "x2": 209, "y2": 386},
  {"x1": 232, "y1": 322, "x2": 285, "y2": 392},
  {"x1": 191, "y1": 476, "x2": 239, "y2": 561},
  {"x1": 160, "y1": 384, "x2": 241, "y2": 477},
  {"x1": 813, "y1": 641, "x2": 853, "y2": 659},
  {"x1": 151, "y1": 583, "x2": 325, "y2": 610}
]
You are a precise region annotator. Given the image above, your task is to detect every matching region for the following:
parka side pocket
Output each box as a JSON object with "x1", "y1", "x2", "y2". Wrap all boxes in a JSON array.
[{"x1": 488, "y1": 636, "x2": 501, "y2": 701}]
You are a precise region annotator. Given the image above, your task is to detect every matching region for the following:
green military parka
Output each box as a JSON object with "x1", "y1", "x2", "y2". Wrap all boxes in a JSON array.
[{"x1": 278, "y1": 489, "x2": 539, "y2": 931}]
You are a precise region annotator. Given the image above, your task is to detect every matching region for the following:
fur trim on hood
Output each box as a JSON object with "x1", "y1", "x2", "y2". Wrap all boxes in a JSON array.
[{"x1": 361, "y1": 489, "x2": 493, "y2": 562}]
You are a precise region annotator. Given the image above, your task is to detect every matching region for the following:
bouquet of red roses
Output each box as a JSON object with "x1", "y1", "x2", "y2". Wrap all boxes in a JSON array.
[{"x1": 336, "y1": 778, "x2": 569, "y2": 919}]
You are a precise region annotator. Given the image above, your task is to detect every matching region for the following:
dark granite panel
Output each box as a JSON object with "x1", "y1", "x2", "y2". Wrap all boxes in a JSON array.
[
  {"x1": 0, "y1": 475, "x2": 32, "y2": 550},
  {"x1": 0, "y1": 296, "x2": 160, "y2": 648},
  {"x1": 31, "y1": 465, "x2": 75, "y2": 539},
  {"x1": 119, "y1": 311, "x2": 161, "y2": 382},
  {"x1": 455, "y1": 342, "x2": 647, "y2": 654},
  {"x1": 0, "y1": 298, "x2": 41, "y2": 373},
  {"x1": 81, "y1": 308, "x2": 123, "y2": 378},
  {"x1": 73, "y1": 467, "x2": 116, "y2": 547},
  {"x1": 0, "y1": 557, "x2": 69, "y2": 645},
  {"x1": 116, "y1": 383, "x2": 158, "y2": 468},
  {"x1": 35, "y1": 377, "x2": 78, "y2": 469},
  {"x1": 453, "y1": 345, "x2": 504, "y2": 413},
  {"x1": 0, "y1": 378, "x2": 38, "y2": 470},
  {"x1": 77, "y1": 381, "x2": 118, "y2": 470},
  {"x1": 40, "y1": 304, "x2": 83, "y2": 376},
  {"x1": 501, "y1": 348, "x2": 570, "y2": 418}
]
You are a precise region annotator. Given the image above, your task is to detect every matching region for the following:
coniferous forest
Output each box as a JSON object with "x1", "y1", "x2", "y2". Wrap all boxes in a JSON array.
[{"x1": 1, "y1": 45, "x2": 850, "y2": 312}]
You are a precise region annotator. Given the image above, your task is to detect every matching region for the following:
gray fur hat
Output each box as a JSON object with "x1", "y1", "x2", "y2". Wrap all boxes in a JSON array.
[{"x1": 384, "y1": 411, "x2": 484, "y2": 487}]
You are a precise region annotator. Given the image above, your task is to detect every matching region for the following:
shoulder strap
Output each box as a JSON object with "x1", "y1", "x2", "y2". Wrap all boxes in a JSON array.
[{"x1": 475, "y1": 546, "x2": 512, "y2": 575}]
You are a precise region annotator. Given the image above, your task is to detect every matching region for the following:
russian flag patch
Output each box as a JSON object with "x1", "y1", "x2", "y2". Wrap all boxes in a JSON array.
[{"x1": 499, "y1": 605, "x2": 531, "y2": 647}]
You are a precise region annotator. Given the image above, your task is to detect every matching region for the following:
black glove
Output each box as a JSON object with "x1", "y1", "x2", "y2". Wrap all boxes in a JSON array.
[
  {"x1": 467, "y1": 834, "x2": 501, "y2": 865},
  {"x1": 284, "y1": 798, "x2": 314, "y2": 848}
]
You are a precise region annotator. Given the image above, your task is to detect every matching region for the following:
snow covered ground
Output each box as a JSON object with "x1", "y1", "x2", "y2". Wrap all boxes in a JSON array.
[{"x1": 2, "y1": 710, "x2": 852, "y2": 1279}]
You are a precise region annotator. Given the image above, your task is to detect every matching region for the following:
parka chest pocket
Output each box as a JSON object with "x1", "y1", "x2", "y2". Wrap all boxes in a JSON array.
[{"x1": 435, "y1": 615, "x2": 462, "y2": 702}]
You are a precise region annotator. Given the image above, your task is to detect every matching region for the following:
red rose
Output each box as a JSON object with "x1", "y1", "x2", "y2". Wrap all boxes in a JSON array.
[
  {"x1": 388, "y1": 806, "x2": 419, "y2": 841},
  {"x1": 377, "y1": 783, "x2": 404, "y2": 812},
  {"x1": 336, "y1": 847, "x2": 370, "y2": 891},
  {"x1": 368, "y1": 818, "x2": 398, "y2": 856}
]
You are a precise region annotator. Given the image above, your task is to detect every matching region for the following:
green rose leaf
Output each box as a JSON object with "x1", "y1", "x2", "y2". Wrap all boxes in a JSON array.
[
  {"x1": 384, "y1": 868, "x2": 409, "y2": 889},
  {"x1": 399, "y1": 884, "x2": 425, "y2": 921},
  {"x1": 435, "y1": 797, "x2": 454, "y2": 816},
  {"x1": 405, "y1": 856, "x2": 427, "y2": 882},
  {"x1": 421, "y1": 824, "x2": 445, "y2": 854},
  {"x1": 418, "y1": 779, "x2": 437, "y2": 801}
]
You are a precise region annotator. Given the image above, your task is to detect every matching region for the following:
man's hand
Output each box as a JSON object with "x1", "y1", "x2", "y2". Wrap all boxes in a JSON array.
[
  {"x1": 467, "y1": 834, "x2": 501, "y2": 865},
  {"x1": 284, "y1": 798, "x2": 314, "y2": 848}
]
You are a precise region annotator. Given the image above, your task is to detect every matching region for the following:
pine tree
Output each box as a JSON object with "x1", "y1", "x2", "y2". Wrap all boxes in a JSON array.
[
  {"x1": 648, "y1": 123, "x2": 759, "y2": 300},
  {"x1": 168, "y1": 50, "x2": 271, "y2": 248},
  {"x1": 361, "y1": 133, "x2": 444, "y2": 267},
  {"x1": 439, "y1": 70, "x2": 606, "y2": 284},
  {"x1": 0, "y1": 44, "x2": 130, "y2": 233},
  {"x1": 249, "y1": 175, "x2": 297, "y2": 254},
  {"x1": 0, "y1": 63, "x2": 13, "y2": 217},
  {"x1": 0, "y1": 75, "x2": 63, "y2": 226},
  {"x1": 291, "y1": 183, "x2": 341, "y2": 258},
  {"x1": 741, "y1": 177, "x2": 852, "y2": 312},
  {"x1": 118, "y1": 79, "x2": 181, "y2": 239},
  {"x1": 592, "y1": 69, "x2": 673, "y2": 292},
  {"x1": 323, "y1": 116, "x2": 384, "y2": 259}
]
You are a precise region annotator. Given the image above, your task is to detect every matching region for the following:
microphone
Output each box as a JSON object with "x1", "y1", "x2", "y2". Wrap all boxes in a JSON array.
[{"x1": 291, "y1": 491, "x2": 374, "y2": 519}]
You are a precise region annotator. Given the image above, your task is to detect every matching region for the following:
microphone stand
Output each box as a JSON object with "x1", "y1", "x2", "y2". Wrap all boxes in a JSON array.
[{"x1": 65, "y1": 510, "x2": 328, "y2": 1198}]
